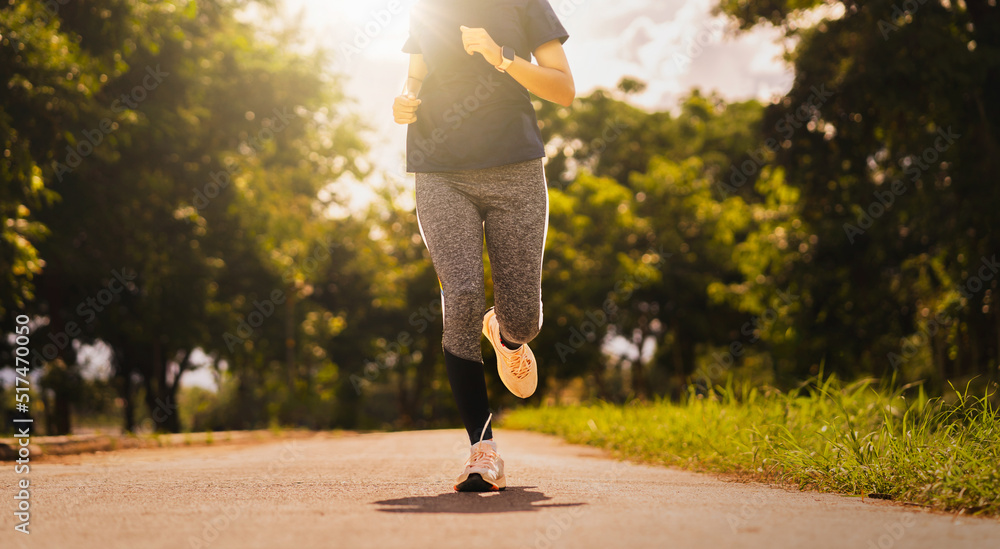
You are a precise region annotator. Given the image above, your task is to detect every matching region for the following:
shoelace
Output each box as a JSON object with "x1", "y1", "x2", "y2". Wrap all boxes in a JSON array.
[
  {"x1": 504, "y1": 346, "x2": 533, "y2": 379},
  {"x1": 468, "y1": 445, "x2": 498, "y2": 470},
  {"x1": 466, "y1": 413, "x2": 497, "y2": 470}
]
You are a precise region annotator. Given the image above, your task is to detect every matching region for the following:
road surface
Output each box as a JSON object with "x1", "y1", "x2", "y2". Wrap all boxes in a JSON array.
[{"x1": 2, "y1": 429, "x2": 998, "y2": 548}]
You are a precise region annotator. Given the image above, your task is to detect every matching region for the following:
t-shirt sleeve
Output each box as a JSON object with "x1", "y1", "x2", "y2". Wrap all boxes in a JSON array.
[
  {"x1": 402, "y1": 34, "x2": 421, "y2": 54},
  {"x1": 523, "y1": 0, "x2": 569, "y2": 53},
  {"x1": 402, "y1": 9, "x2": 422, "y2": 54}
]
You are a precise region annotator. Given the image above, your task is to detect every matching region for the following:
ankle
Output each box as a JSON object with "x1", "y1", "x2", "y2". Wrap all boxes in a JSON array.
[{"x1": 499, "y1": 330, "x2": 522, "y2": 350}]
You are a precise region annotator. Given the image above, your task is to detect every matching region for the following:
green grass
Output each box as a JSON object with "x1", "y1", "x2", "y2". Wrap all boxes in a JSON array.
[{"x1": 502, "y1": 376, "x2": 1000, "y2": 516}]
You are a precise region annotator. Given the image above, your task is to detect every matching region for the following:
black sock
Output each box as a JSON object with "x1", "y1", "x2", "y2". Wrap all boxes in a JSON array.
[
  {"x1": 500, "y1": 330, "x2": 522, "y2": 350},
  {"x1": 443, "y1": 348, "x2": 493, "y2": 444}
]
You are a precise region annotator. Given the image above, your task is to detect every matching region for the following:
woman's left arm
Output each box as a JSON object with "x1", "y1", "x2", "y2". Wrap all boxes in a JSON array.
[{"x1": 460, "y1": 27, "x2": 575, "y2": 107}]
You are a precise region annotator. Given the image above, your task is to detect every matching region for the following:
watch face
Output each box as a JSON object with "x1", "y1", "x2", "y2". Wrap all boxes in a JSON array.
[{"x1": 502, "y1": 45, "x2": 515, "y2": 61}]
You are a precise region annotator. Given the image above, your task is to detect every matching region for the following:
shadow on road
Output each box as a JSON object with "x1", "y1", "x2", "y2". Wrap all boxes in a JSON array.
[{"x1": 374, "y1": 486, "x2": 585, "y2": 514}]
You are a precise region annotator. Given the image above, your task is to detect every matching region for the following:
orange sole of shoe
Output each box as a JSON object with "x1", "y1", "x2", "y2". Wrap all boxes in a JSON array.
[{"x1": 454, "y1": 473, "x2": 504, "y2": 492}]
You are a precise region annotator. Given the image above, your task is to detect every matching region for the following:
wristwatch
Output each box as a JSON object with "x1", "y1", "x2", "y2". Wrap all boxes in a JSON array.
[{"x1": 495, "y1": 45, "x2": 515, "y2": 72}]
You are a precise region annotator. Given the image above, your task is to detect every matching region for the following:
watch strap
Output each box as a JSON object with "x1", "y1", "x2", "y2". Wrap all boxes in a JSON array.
[{"x1": 496, "y1": 45, "x2": 515, "y2": 72}]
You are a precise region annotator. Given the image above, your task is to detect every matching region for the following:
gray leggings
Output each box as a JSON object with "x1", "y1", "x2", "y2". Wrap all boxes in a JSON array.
[{"x1": 415, "y1": 157, "x2": 549, "y2": 362}]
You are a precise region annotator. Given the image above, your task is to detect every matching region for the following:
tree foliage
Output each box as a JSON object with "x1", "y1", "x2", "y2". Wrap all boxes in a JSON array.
[{"x1": 2, "y1": 0, "x2": 997, "y2": 434}]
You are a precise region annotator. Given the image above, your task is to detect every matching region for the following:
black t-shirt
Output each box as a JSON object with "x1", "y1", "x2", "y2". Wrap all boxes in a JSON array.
[{"x1": 402, "y1": 0, "x2": 569, "y2": 173}]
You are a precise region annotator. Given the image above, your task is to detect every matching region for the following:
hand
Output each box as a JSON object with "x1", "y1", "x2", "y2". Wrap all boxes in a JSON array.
[
  {"x1": 460, "y1": 25, "x2": 502, "y2": 67},
  {"x1": 393, "y1": 93, "x2": 421, "y2": 125}
]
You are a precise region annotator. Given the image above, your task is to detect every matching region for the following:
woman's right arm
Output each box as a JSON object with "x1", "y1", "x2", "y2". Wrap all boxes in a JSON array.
[{"x1": 393, "y1": 54, "x2": 428, "y2": 125}]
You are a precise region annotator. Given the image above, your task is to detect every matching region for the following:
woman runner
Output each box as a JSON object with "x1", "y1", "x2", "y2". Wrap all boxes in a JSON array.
[{"x1": 393, "y1": 0, "x2": 574, "y2": 491}]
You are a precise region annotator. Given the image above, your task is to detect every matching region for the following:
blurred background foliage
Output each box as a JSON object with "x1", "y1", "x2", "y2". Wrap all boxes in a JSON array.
[{"x1": 1, "y1": 0, "x2": 997, "y2": 434}]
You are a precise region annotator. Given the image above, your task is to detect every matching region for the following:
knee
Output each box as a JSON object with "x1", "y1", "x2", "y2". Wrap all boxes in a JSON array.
[
  {"x1": 443, "y1": 282, "x2": 484, "y2": 320},
  {"x1": 499, "y1": 310, "x2": 541, "y2": 344}
]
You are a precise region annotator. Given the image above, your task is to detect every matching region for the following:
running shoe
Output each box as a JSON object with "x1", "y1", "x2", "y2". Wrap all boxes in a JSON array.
[
  {"x1": 455, "y1": 413, "x2": 506, "y2": 492},
  {"x1": 482, "y1": 307, "x2": 538, "y2": 398}
]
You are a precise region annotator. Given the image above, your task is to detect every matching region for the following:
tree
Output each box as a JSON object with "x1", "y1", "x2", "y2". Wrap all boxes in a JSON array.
[
  {"x1": 716, "y1": 0, "x2": 1000, "y2": 385},
  {"x1": 2, "y1": 0, "x2": 366, "y2": 433}
]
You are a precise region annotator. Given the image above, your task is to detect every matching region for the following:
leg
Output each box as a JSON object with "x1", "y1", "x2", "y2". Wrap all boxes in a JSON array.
[
  {"x1": 483, "y1": 159, "x2": 549, "y2": 344},
  {"x1": 443, "y1": 349, "x2": 493, "y2": 444},
  {"x1": 415, "y1": 172, "x2": 487, "y2": 361},
  {"x1": 415, "y1": 172, "x2": 492, "y2": 443}
]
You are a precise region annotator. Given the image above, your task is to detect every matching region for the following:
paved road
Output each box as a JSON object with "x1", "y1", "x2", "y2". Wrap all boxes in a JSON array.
[{"x1": 2, "y1": 429, "x2": 998, "y2": 548}]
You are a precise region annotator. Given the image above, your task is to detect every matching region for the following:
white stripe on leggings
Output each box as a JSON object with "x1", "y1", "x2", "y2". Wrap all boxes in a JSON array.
[
  {"x1": 415, "y1": 196, "x2": 447, "y2": 330},
  {"x1": 538, "y1": 165, "x2": 549, "y2": 329}
]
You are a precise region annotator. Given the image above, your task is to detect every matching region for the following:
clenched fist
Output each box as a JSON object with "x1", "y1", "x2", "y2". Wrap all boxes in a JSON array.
[
  {"x1": 460, "y1": 25, "x2": 502, "y2": 67},
  {"x1": 393, "y1": 93, "x2": 421, "y2": 125}
]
